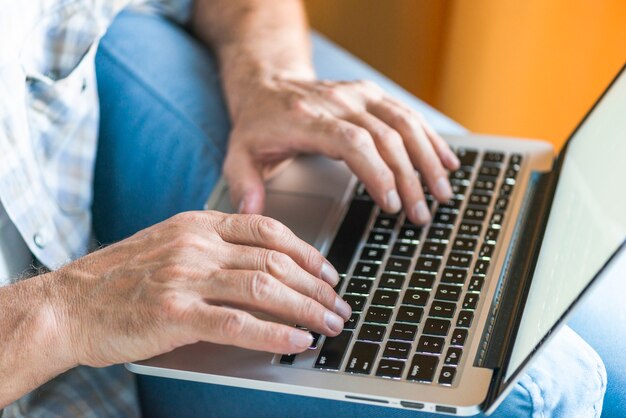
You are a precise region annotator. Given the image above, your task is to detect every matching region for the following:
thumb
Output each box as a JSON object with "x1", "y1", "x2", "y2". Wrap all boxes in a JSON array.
[{"x1": 223, "y1": 148, "x2": 266, "y2": 214}]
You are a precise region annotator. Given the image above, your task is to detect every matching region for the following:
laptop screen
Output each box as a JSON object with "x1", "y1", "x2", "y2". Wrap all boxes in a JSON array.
[{"x1": 505, "y1": 66, "x2": 626, "y2": 382}]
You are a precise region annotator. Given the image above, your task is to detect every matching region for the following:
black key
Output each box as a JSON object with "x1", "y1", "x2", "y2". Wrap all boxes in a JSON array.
[
  {"x1": 396, "y1": 306, "x2": 423, "y2": 324},
  {"x1": 467, "y1": 276, "x2": 485, "y2": 293},
  {"x1": 415, "y1": 256, "x2": 441, "y2": 273},
  {"x1": 314, "y1": 330, "x2": 353, "y2": 370},
  {"x1": 490, "y1": 212, "x2": 504, "y2": 227},
  {"x1": 499, "y1": 182, "x2": 514, "y2": 197},
  {"x1": 474, "y1": 259, "x2": 490, "y2": 276},
  {"x1": 484, "y1": 227, "x2": 500, "y2": 243},
  {"x1": 376, "y1": 359, "x2": 405, "y2": 379},
  {"x1": 373, "y1": 214, "x2": 398, "y2": 231},
  {"x1": 389, "y1": 323, "x2": 418, "y2": 341},
  {"x1": 462, "y1": 293, "x2": 479, "y2": 310},
  {"x1": 383, "y1": 341, "x2": 412, "y2": 360},
  {"x1": 353, "y1": 262, "x2": 379, "y2": 278},
  {"x1": 385, "y1": 257, "x2": 411, "y2": 274},
  {"x1": 280, "y1": 354, "x2": 296, "y2": 365},
  {"x1": 333, "y1": 276, "x2": 345, "y2": 293},
  {"x1": 494, "y1": 197, "x2": 508, "y2": 212},
  {"x1": 345, "y1": 313, "x2": 360, "y2": 330},
  {"x1": 391, "y1": 242, "x2": 417, "y2": 258},
  {"x1": 458, "y1": 222, "x2": 482, "y2": 237},
  {"x1": 429, "y1": 300, "x2": 456, "y2": 318},
  {"x1": 416, "y1": 336, "x2": 445, "y2": 355},
  {"x1": 360, "y1": 246, "x2": 385, "y2": 262},
  {"x1": 398, "y1": 225, "x2": 422, "y2": 242},
  {"x1": 433, "y1": 211, "x2": 457, "y2": 226},
  {"x1": 504, "y1": 168, "x2": 518, "y2": 180},
  {"x1": 446, "y1": 252, "x2": 473, "y2": 269},
  {"x1": 474, "y1": 178, "x2": 496, "y2": 192},
  {"x1": 358, "y1": 324, "x2": 386, "y2": 342},
  {"x1": 345, "y1": 342, "x2": 379, "y2": 374},
  {"x1": 427, "y1": 226, "x2": 452, "y2": 242},
  {"x1": 439, "y1": 366, "x2": 457, "y2": 386},
  {"x1": 510, "y1": 153, "x2": 523, "y2": 165},
  {"x1": 365, "y1": 306, "x2": 393, "y2": 324},
  {"x1": 478, "y1": 165, "x2": 501, "y2": 177},
  {"x1": 421, "y1": 241, "x2": 446, "y2": 257},
  {"x1": 450, "y1": 168, "x2": 472, "y2": 182},
  {"x1": 346, "y1": 278, "x2": 374, "y2": 295},
  {"x1": 451, "y1": 182, "x2": 468, "y2": 196},
  {"x1": 444, "y1": 347, "x2": 463, "y2": 366},
  {"x1": 310, "y1": 332, "x2": 321, "y2": 349},
  {"x1": 435, "y1": 285, "x2": 463, "y2": 302},
  {"x1": 441, "y1": 268, "x2": 467, "y2": 285},
  {"x1": 407, "y1": 354, "x2": 439, "y2": 382},
  {"x1": 479, "y1": 244, "x2": 495, "y2": 259},
  {"x1": 438, "y1": 198, "x2": 463, "y2": 212},
  {"x1": 409, "y1": 272, "x2": 436, "y2": 289},
  {"x1": 403, "y1": 289, "x2": 430, "y2": 307},
  {"x1": 379, "y1": 273, "x2": 405, "y2": 290},
  {"x1": 367, "y1": 230, "x2": 391, "y2": 247},
  {"x1": 371, "y1": 290, "x2": 399, "y2": 307},
  {"x1": 463, "y1": 208, "x2": 487, "y2": 222},
  {"x1": 483, "y1": 151, "x2": 505, "y2": 164},
  {"x1": 468, "y1": 193, "x2": 492, "y2": 207},
  {"x1": 423, "y1": 318, "x2": 451, "y2": 336},
  {"x1": 344, "y1": 295, "x2": 367, "y2": 312},
  {"x1": 456, "y1": 310, "x2": 474, "y2": 328},
  {"x1": 453, "y1": 237, "x2": 478, "y2": 253},
  {"x1": 450, "y1": 328, "x2": 468, "y2": 347},
  {"x1": 457, "y1": 148, "x2": 478, "y2": 167},
  {"x1": 326, "y1": 199, "x2": 374, "y2": 275}
]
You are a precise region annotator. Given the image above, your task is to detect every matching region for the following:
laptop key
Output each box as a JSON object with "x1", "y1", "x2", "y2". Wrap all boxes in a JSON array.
[
  {"x1": 484, "y1": 227, "x2": 500, "y2": 243},
  {"x1": 314, "y1": 330, "x2": 353, "y2": 370},
  {"x1": 447, "y1": 252, "x2": 473, "y2": 269},
  {"x1": 467, "y1": 276, "x2": 485, "y2": 293},
  {"x1": 385, "y1": 257, "x2": 411, "y2": 274},
  {"x1": 310, "y1": 332, "x2": 321, "y2": 349},
  {"x1": 474, "y1": 178, "x2": 496, "y2": 192},
  {"x1": 416, "y1": 336, "x2": 445, "y2": 354},
  {"x1": 510, "y1": 153, "x2": 523, "y2": 165},
  {"x1": 456, "y1": 310, "x2": 474, "y2": 328},
  {"x1": 421, "y1": 241, "x2": 446, "y2": 257},
  {"x1": 441, "y1": 269, "x2": 467, "y2": 285},
  {"x1": 403, "y1": 289, "x2": 430, "y2": 307},
  {"x1": 462, "y1": 293, "x2": 479, "y2": 310},
  {"x1": 450, "y1": 329, "x2": 469, "y2": 347},
  {"x1": 371, "y1": 289, "x2": 399, "y2": 307},
  {"x1": 409, "y1": 272, "x2": 436, "y2": 289},
  {"x1": 353, "y1": 262, "x2": 379, "y2": 278},
  {"x1": 483, "y1": 151, "x2": 505, "y2": 164},
  {"x1": 373, "y1": 214, "x2": 398, "y2": 231},
  {"x1": 439, "y1": 366, "x2": 457, "y2": 386},
  {"x1": 433, "y1": 211, "x2": 457, "y2": 226},
  {"x1": 478, "y1": 165, "x2": 501, "y2": 177},
  {"x1": 415, "y1": 256, "x2": 441, "y2": 273},
  {"x1": 451, "y1": 183, "x2": 468, "y2": 196},
  {"x1": 494, "y1": 197, "x2": 509, "y2": 213},
  {"x1": 396, "y1": 306, "x2": 424, "y2": 324},
  {"x1": 358, "y1": 324, "x2": 386, "y2": 342},
  {"x1": 474, "y1": 259, "x2": 491, "y2": 276},
  {"x1": 383, "y1": 341, "x2": 412, "y2": 360},
  {"x1": 345, "y1": 313, "x2": 360, "y2": 330},
  {"x1": 468, "y1": 193, "x2": 492, "y2": 207},
  {"x1": 463, "y1": 208, "x2": 487, "y2": 222},
  {"x1": 489, "y1": 212, "x2": 504, "y2": 227},
  {"x1": 427, "y1": 226, "x2": 452, "y2": 242},
  {"x1": 343, "y1": 295, "x2": 367, "y2": 312},
  {"x1": 377, "y1": 359, "x2": 405, "y2": 379},
  {"x1": 452, "y1": 237, "x2": 478, "y2": 253},
  {"x1": 391, "y1": 242, "x2": 417, "y2": 258},
  {"x1": 365, "y1": 306, "x2": 393, "y2": 324},
  {"x1": 458, "y1": 222, "x2": 482, "y2": 237},
  {"x1": 429, "y1": 300, "x2": 456, "y2": 318},
  {"x1": 444, "y1": 347, "x2": 463, "y2": 366},
  {"x1": 449, "y1": 168, "x2": 472, "y2": 182},
  {"x1": 435, "y1": 285, "x2": 463, "y2": 302},
  {"x1": 408, "y1": 354, "x2": 439, "y2": 383},
  {"x1": 367, "y1": 230, "x2": 391, "y2": 247},
  {"x1": 479, "y1": 244, "x2": 495, "y2": 259},
  {"x1": 423, "y1": 318, "x2": 451, "y2": 336},
  {"x1": 345, "y1": 342, "x2": 379, "y2": 375},
  {"x1": 438, "y1": 198, "x2": 463, "y2": 212},
  {"x1": 499, "y1": 182, "x2": 514, "y2": 197},
  {"x1": 345, "y1": 278, "x2": 374, "y2": 295},
  {"x1": 280, "y1": 354, "x2": 297, "y2": 365},
  {"x1": 389, "y1": 323, "x2": 418, "y2": 341},
  {"x1": 456, "y1": 148, "x2": 478, "y2": 167},
  {"x1": 360, "y1": 246, "x2": 386, "y2": 263},
  {"x1": 398, "y1": 226, "x2": 422, "y2": 243},
  {"x1": 379, "y1": 273, "x2": 405, "y2": 290}
]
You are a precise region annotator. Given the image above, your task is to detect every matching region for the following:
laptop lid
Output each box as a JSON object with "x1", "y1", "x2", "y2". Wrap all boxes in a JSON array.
[{"x1": 486, "y1": 63, "x2": 626, "y2": 411}]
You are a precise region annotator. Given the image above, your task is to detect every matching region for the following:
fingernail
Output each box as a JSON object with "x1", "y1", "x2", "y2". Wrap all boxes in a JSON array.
[
  {"x1": 434, "y1": 177, "x2": 453, "y2": 201},
  {"x1": 321, "y1": 261, "x2": 339, "y2": 287},
  {"x1": 413, "y1": 200, "x2": 431, "y2": 224},
  {"x1": 335, "y1": 297, "x2": 352, "y2": 320},
  {"x1": 325, "y1": 311, "x2": 345, "y2": 333},
  {"x1": 386, "y1": 189, "x2": 402, "y2": 213},
  {"x1": 290, "y1": 330, "x2": 314, "y2": 350},
  {"x1": 449, "y1": 152, "x2": 461, "y2": 169}
]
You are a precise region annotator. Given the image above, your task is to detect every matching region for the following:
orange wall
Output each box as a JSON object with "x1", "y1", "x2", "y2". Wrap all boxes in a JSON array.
[{"x1": 305, "y1": 0, "x2": 626, "y2": 150}]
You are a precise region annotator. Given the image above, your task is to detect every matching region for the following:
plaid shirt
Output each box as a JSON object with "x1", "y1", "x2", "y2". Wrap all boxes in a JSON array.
[{"x1": 0, "y1": 0, "x2": 192, "y2": 416}]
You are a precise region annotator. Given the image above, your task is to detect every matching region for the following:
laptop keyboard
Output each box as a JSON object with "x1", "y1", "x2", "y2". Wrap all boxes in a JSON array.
[{"x1": 279, "y1": 148, "x2": 522, "y2": 387}]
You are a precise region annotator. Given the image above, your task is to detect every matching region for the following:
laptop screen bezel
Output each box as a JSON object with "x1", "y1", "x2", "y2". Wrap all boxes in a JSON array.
[{"x1": 483, "y1": 62, "x2": 626, "y2": 412}]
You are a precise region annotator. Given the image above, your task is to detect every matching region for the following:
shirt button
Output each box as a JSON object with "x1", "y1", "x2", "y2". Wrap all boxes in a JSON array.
[{"x1": 33, "y1": 232, "x2": 48, "y2": 249}]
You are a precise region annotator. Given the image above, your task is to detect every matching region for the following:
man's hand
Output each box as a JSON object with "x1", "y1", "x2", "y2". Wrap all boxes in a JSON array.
[
  {"x1": 224, "y1": 77, "x2": 460, "y2": 224},
  {"x1": 51, "y1": 211, "x2": 349, "y2": 368}
]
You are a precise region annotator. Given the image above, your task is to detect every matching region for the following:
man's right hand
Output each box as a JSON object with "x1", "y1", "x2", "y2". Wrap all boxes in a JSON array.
[{"x1": 49, "y1": 211, "x2": 350, "y2": 368}]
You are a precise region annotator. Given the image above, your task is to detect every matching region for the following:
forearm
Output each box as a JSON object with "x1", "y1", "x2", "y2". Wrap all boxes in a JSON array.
[
  {"x1": 190, "y1": 0, "x2": 314, "y2": 118},
  {"x1": 0, "y1": 274, "x2": 74, "y2": 408}
]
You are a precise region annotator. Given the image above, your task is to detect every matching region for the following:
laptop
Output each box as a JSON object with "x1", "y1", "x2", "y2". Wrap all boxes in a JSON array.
[{"x1": 127, "y1": 64, "x2": 626, "y2": 415}]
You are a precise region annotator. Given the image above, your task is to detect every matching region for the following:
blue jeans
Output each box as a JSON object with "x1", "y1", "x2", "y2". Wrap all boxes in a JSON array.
[{"x1": 94, "y1": 11, "x2": 612, "y2": 417}]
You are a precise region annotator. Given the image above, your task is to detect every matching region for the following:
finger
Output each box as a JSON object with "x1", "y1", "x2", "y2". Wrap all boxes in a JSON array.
[
  {"x1": 368, "y1": 98, "x2": 453, "y2": 202},
  {"x1": 386, "y1": 97, "x2": 460, "y2": 171},
  {"x1": 195, "y1": 270, "x2": 345, "y2": 336},
  {"x1": 347, "y1": 112, "x2": 431, "y2": 224},
  {"x1": 191, "y1": 304, "x2": 314, "y2": 354},
  {"x1": 214, "y1": 213, "x2": 341, "y2": 287},
  {"x1": 293, "y1": 115, "x2": 402, "y2": 214},
  {"x1": 213, "y1": 243, "x2": 351, "y2": 319},
  {"x1": 223, "y1": 143, "x2": 265, "y2": 214}
]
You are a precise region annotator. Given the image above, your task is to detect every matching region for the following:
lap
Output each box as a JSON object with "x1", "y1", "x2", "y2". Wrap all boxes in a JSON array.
[{"x1": 94, "y1": 10, "x2": 608, "y2": 418}]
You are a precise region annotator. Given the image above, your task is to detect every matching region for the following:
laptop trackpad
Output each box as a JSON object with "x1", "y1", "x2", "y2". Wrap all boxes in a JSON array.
[{"x1": 213, "y1": 188, "x2": 334, "y2": 247}]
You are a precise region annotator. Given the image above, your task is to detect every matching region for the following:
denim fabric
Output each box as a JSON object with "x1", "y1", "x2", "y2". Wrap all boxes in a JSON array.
[{"x1": 94, "y1": 11, "x2": 609, "y2": 417}]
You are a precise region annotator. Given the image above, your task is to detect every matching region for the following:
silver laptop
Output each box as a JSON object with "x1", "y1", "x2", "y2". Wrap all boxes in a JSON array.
[{"x1": 127, "y1": 64, "x2": 626, "y2": 415}]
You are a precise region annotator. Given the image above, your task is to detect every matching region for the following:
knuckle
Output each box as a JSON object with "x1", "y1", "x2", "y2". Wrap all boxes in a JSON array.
[
  {"x1": 255, "y1": 216, "x2": 285, "y2": 243},
  {"x1": 220, "y1": 310, "x2": 247, "y2": 339},
  {"x1": 170, "y1": 231, "x2": 204, "y2": 250},
  {"x1": 299, "y1": 297, "x2": 320, "y2": 322},
  {"x1": 313, "y1": 282, "x2": 335, "y2": 306},
  {"x1": 266, "y1": 250, "x2": 292, "y2": 278},
  {"x1": 249, "y1": 272, "x2": 277, "y2": 303},
  {"x1": 342, "y1": 126, "x2": 371, "y2": 150},
  {"x1": 159, "y1": 290, "x2": 184, "y2": 320}
]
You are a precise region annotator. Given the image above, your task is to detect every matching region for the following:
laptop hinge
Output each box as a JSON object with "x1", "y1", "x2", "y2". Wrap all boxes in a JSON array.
[{"x1": 476, "y1": 166, "x2": 558, "y2": 371}]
